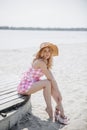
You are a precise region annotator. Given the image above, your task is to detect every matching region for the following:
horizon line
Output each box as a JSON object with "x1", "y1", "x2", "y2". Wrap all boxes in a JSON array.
[{"x1": 0, "y1": 26, "x2": 87, "y2": 31}]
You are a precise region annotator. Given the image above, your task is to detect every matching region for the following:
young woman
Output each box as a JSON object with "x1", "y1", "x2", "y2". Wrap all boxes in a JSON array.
[{"x1": 17, "y1": 42, "x2": 68, "y2": 124}]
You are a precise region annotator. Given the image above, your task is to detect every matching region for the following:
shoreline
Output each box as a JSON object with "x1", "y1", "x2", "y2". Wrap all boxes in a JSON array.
[{"x1": 0, "y1": 26, "x2": 87, "y2": 31}]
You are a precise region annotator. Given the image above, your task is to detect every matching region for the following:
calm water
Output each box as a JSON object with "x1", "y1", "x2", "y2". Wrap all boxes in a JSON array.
[{"x1": 0, "y1": 30, "x2": 87, "y2": 49}]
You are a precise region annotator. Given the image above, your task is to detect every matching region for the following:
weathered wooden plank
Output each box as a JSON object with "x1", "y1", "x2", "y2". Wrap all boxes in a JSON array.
[
  {"x1": 0, "y1": 91, "x2": 17, "y2": 100},
  {"x1": 0, "y1": 76, "x2": 19, "y2": 83},
  {"x1": 0, "y1": 87, "x2": 17, "y2": 93},
  {"x1": 0, "y1": 80, "x2": 18, "y2": 84},
  {"x1": 0, "y1": 82, "x2": 18, "y2": 89},
  {"x1": 0, "y1": 88, "x2": 17, "y2": 95},
  {"x1": 0, "y1": 94, "x2": 24, "y2": 105},
  {"x1": 0, "y1": 98, "x2": 25, "y2": 111},
  {"x1": 0, "y1": 84, "x2": 18, "y2": 92},
  {"x1": 0, "y1": 78, "x2": 29, "y2": 114},
  {"x1": 0, "y1": 81, "x2": 18, "y2": 86},
  {"x1": 0, "y1": 80, "x2": 19, "y2": 86},
  {"x1": 0, "y1": 93, "x2": 22, "y2": 103}
]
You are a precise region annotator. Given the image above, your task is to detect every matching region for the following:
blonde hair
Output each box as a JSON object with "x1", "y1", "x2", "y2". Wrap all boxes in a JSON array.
[{"x1": 33, "y1": 47, "x2": 53, "y2": 69}]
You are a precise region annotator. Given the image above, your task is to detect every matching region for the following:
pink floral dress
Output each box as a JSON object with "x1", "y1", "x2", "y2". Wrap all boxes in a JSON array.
[{"x1": 17, "y1": 67, "x2": 44, "y2": 94}]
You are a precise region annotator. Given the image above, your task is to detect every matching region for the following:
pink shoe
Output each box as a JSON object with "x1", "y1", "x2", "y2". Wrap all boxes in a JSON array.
[{"x1": 58, "y1": 115, "x2": 69, "y2": 125}]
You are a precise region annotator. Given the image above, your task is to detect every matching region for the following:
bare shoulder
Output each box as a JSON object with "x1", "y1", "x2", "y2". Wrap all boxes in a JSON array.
[{"x1": 32, "y1": 59, "x2": 46, "y2": 68}]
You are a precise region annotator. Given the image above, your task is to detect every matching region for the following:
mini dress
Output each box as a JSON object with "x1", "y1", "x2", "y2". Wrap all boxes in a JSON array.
[{"x1": 17, "y1": 67, "x2": 44, "y2": 94}]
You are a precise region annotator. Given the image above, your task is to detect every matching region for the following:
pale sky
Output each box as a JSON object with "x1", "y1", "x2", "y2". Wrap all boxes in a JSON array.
[{"x1": 0, "y1": 0, "x2": 87, "y2": 27}]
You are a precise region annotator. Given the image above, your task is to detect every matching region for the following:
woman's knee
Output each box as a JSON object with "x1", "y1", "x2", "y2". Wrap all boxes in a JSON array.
[{"x1": 45, "y1": 80, "x2": 51, "y2": 88}]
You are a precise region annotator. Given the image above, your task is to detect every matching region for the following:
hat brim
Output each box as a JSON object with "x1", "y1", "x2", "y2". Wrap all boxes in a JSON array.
[
  {"x1": 47, "y1": 44, "x2": 59, "y2": 56},
  {"x1": 38, "y1": 44, "x2": 59, "y2": 56}
]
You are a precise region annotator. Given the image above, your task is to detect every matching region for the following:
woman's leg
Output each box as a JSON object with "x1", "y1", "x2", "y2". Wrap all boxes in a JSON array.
[
  {"x1": 51, "y1": 86, "x2": 69, "y2": 124},
  {"x1": 43, "y1": 81, "x2": 53, "y2": 119},
  {"x1": 25, "y1": 79, "x2": 53, "y2": 119},
  {"x1": 51, "y1": 86, "x2": 65, "y2": 118},
  {"x1": 48, "y1": 70, "x2": 65, "y2": 117}
]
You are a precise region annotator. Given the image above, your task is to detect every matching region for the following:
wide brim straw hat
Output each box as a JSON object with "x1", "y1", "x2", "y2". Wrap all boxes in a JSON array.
[{"x1": 37, "y1": 42, "x2": 59, "y2": 56}]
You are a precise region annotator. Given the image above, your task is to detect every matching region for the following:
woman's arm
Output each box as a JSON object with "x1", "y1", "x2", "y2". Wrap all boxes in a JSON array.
[
  {"x1": 32, "y1": 59, "x2": 54, "y2": 80},
  {"x1": 34, "y1": 60, "x2": 62, "y2": 101},
  {"x1": 33, "y1": 60, "x2": 62, "y2": 98},
  {"x1": 38, "y1": 60, "x2": 54, "y2": 81},
  {"x1": 48, "y1": 70, "x2": 62, "y2": 100}
]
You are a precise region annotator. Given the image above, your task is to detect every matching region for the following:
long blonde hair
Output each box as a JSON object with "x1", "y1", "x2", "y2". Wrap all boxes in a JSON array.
[{"x1": 33, "y1": 47, "x2": 53, "y2": 69}]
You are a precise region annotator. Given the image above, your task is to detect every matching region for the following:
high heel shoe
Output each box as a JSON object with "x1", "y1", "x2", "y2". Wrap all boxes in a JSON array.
[
  {"x1": 54, "y1": 107, "x2": 60, "y2": 121},
  {"x1": 54, "y1": 107, "x2": 69, "y2": 125},
  {"x1": 57, "y1": 115, "x2": 69, "y2": 125}
]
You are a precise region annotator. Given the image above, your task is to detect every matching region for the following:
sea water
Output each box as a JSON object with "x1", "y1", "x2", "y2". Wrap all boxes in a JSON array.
[{"x1": 0, "y1": 30, "x2": 87, "y2": 49}]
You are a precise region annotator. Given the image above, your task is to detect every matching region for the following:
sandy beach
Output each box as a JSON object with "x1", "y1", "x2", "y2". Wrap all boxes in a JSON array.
[{"x1": 0, "y1": 43, "x2": 87, "y2": 130}]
